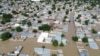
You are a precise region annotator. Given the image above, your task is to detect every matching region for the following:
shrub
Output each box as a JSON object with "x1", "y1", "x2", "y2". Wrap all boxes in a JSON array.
[
  {"x1": 59, "y1": 42, "x2": 64, "y2": 47},
  {"x1": 52, "y1": 54, "x2": 57, "y2": 56},
  {"x1": 82, "y1": 37, "x2": 88, "y2": 43},
  {"x1": 16, "y1": 26, "x2": 23, "y2": 32},
  {"x1": 72, "y1": 36, "x2": 78, "y2": 42},
  {"x1": 0, "y1": 32, "x2": 12, "y2": 41},
  {"x1": 52, "y1": 40, "x2": 58, "y2": 47},
  {"x1": 91, "y1": 29, "x2": 97, "y2": 34}
]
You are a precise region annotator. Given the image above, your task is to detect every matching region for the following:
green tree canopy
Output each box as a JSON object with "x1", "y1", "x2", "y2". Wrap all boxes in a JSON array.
[
  {"x1": 38, "y1": 24, "x2": 51, "y2": 31},
  {"x1": 52, "y1": 54, "x2": 57, "y2": 56},
  {"x1": 84, "y1": 20, "x2": 89, "y2": 25},
  {"x1": 0, "y1": 32, "x2": 12, "y2": 41},
  {"x1": 82, "y1": 37, "x2": 88, "y2": 43},
  {"x1": 33, "y1": 29, "x2": 38, "y2": 33},
  {"x1": 59, "y1": 42, "x2": 64, "y2": 47},
  {"x1": 38, "y1": 20, "x2": 42, "y2": 23},
  {"x1": 72, "y1": 36, "x2": 78, "y2": 42},
  {"x1": 91, "y1": 29, "x2": 97, "y2": 34},
  {"x1": 2, "y1": 13, "x2": 13, "y2": 23},
  {"x1": 52, "y1": 40, "x2": 58, "y2": 47},
  {"x1": 16, "y1": 26, "x2": 23, "y2": 32},
  {"x1": 61, "y1": 34, "x2": 65, "y2": 38}
]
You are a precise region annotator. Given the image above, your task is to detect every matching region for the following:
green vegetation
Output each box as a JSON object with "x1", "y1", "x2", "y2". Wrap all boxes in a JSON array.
[
  {"x1": 91, "y1": 29, "x2": 97, "y2": 34},
  {"x1": 0, "y1": 32, "x2": 12, "y2": 41},
  {"x1": 34, "y1": 13, "x2": 37, "y2": 17},
  {"x1": 12, "y1": 10, "x2": 19, "y2": 14},
  {"x1": 86, "y1": 6, "x2": 92, "y2": 10},
  {"x1": 82, "y1": 37, "x2": 88, "y2": 43},
  {"x1": 21, "y1": 20, "x2": 27, "y2": 25},
  {"x1": 59, "y1": 42, "x2": 64, "y2": 47},
  {"x1": 27, "y1": 20, "x2": 32, "y2": 26},
  {"x1": 52, "y1": 4, "x2": 56, "y2": 10},
  {"x1": 76, "y1": 14, "x2": 81, "y2": 19},
  {"x1": 38, "y1": 24, "x2": 51, "y2": 31},
  {"x1": 52, "y1": 40, "x2": 58, "y2": 47},
  {"x1": 42, "y1": 45, "x2": 45, "y2": 49},
  {"x1": 20, "y1": 20, "x2": 32, "y2": 26},
  {"x1": 22, "y1": 13, "x2": 29, "y2": 17},
  {"x1": 0, "y1": 5, "x2": 2, "y2": 8},
  {"x1": 57, "y1": 8, "x2": 61, "y2": 11},
  {"x1": 92, "y1": 15, "x2": 97, "y2": 19},
  {"x1": 33, "y1": 29, "x2": 38, "y2": 33},
  {"x1": 38, "y1": 20, "x2": 42, "y2": 23},
  {"x1": 84, "y1": 20, "x2": 89, "y2": 25},
  {"x1": 1, "y1": 13, "x2": 13, "y2": 23},
  {"x1": 64, "y1": 16, "x2": 67, "y2": 19},
  {"x1": 72, "y1": 36, "x2": 78, "y2": 42},
  {"x1": 52, "y1": 54, "x2": 57, "y2": 56},
  {"x1": 16, "y1": 26, "x2": 23, "y2": 32},
  {"x1": 61, "y1": 34, "x2": 65, "y2": 38},
  {"x1": 48, "y1": 11, "x2": 52, "y2": 14},
  {"x1": 65, "y1": 9, "x2": 69, "y2": 15}
]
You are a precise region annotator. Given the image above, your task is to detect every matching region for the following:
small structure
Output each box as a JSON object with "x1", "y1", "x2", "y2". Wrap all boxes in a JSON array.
[
  {"x1": 14, "y1": 46, "x2": 23, "y2": 54},
  {"x1": 78, "y1": 49, "x2": 89, "y2": 56},
  {"x1": 34, "y1": 48, "x2": 50, "y2": 56},
  {"x1": 77, "y1": 46, "x2": 89, "y2": 56},
  {"x1": 88, "y1": 38, "x2": 99, "y2": 49},
  {"x1": 37, "y1": 32, "x2": 49, "y2": 43},
  {"x1": 6, "y1": 53, "x2": 17, "y2": 56},
  {"x1": 19, "y1": 54, "x2": 29, "y2": 56}
]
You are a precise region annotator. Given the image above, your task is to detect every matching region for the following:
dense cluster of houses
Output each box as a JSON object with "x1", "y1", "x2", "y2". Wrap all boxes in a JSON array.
[
  {"x1": 0, "y1": 0, "x2": 71, "y2": 56},
  {"x1": 74, "y1": 4, "x2": 100, "y2": 56},
  {"x1": 0, "y1": 0, "x2": 100, "y2": 56}
]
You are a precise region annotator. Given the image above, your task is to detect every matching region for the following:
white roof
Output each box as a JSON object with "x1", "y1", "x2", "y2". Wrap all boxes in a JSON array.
[
  {"x1": 98, "y1": 32, "x2": 100, "y2": 34},
  {"x1": 13, "y1": 24, "x2": 20, "y2": 27},
  {"x1": 88, "y1": 38, "x2": 99, "y2": 49},
  {"x1": 37, "y1": 32, "x2": 48, "y2": 43}
]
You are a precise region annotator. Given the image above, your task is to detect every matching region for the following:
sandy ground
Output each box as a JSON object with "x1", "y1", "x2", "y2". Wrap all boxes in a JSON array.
[{"x1": 0, "y1": 11, "x2": 100, "y2": 56}]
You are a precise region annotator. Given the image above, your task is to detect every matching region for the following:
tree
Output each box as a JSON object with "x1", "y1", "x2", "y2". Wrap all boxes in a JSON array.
[
  {"x1": 2, "y1": 13, "x2": 13, "y2": 23},
  {"x1": 82, "y1": 37, "x2": 88, "y2": 43},
  {"x1": 22, "y1": 13, "x2": 29, "y2": 17},
  {"x1": 48, "y1": 11, "x2": 52, "y2": 14},
  {"x1": 52, "y1": 40, "x2": 58, "y2": 47},
  {"x1": 52, "y1": 4, "x2": 56, "y2": 10},
  {"x1": 21, "y1": 20, "x2": 27, "y2": 25},
  {"x1": 59, "y1": 42, "x2": 64, "y2": 47},
  {"x1": 66, "y1": 9, "x2": 69, "y2": 15},
  {"x1": 16, "y1": 26, "x2": 23, "y2": 32},
  {"x1": 0, "y1": 32, "x2": 12, "y2": 41},
  {"x1": 92, "y1": 15, "x2": 97, "y2": 19},
  {"x1": 38, "y1": 24, "x2": 51, "y2": 31},
  {"x1": 76, "y1": 14, "x2": 81, "y2": 19},
  {"x1": 64, "y1": 16, "x2": 67, "y2": 19},
  {"x1": 52, "y1": 54, "x2": 57, "y2": 56},
  {"x1": 42, "y1": 45, "x2": 45, "y2": 49},
  {"x1": 91, "y1": 29, "x2": 97, "y2": 34},
  {"x1": 0, "y1": 5, "x2": 2, "y2": 8},
  {"x1": 27, "y1": 21, "x2": 32, "y2": 26},
  {"x1": 33, "y1": 29, "x2": 38, "y2": 33},
  {"x1": 12, "y1": 11, "x2": 19, "y2": 14},
  {"x1": 38, "y1": 20, "x2": 42, "y2": 23},
  {"x1": 72, "y1": 36, "x2": 78, "y2": 42},
  {"x1": 84, "y1": 20, "x2": 89, "y2": 25},
  {"x1": 57, "y1": 8, "x2": 61, "y2": 11},
  {"x1": 61, "y1": 34, "x2": 65, "y2": 38}
]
